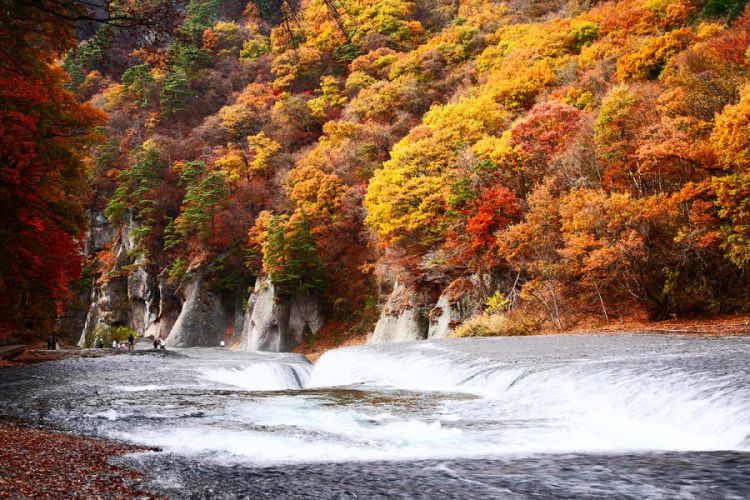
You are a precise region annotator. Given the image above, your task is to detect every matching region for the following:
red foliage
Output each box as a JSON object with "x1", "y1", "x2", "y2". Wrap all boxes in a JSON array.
[
  {"x1": 445, "y1": 185, "x2": 520, "y2": 269},
  {"x1": 0, "y1": 2, "x2": 105, "y2": 331}
]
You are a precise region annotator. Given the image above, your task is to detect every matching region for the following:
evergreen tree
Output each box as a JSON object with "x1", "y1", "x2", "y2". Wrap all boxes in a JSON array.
[
  {"x1": 263, "y1": 216, "x2": 289, "y2": 291},
  {"x1": 263, "y1": 213, "x2": 324, "y2": 297},
  {"x1": 160, "y1": 67, "x2": 194, "y2": 116},
  {"x1": 284, "y1": 212, "x2": 325, "y2": 296},
  {"x1": 178, "y1": 168, "x2": 229, "y2": 239},
  {"x1": 121, "y1": 63, "x2": 155, "y2": 107},
  {"x1": 104, "y1": 141, "x2": 164, "y2": 224}
]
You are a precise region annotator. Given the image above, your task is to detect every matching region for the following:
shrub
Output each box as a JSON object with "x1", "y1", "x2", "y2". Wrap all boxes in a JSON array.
[
  {"x1": 450, "y1": 312, "x2": 542, "y2": 337},
  {"x1": 85, "y1": 323, "x2": 138, "y2": 347}
]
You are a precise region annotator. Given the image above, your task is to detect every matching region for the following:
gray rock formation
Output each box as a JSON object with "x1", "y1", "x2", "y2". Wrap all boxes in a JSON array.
[
  {"x1": 78, "y1": 211, "x2": 178, "y2": 346},
  {"x1": 163, "y1": 267, "x2": 233, "y2": 347},
  {"x1": 84, "y1": 211, "x2": 117, "y2": 255},
  {"x1": 78, "y1": 212, "x2": 135, "y2": 346},
  {"x1": 239, "y1": 277, "x2": 324, "y2": 352},
  {"x1": 427, "y1": 276, "x2": 487, "y2": 339},
  {"x1": 78, "y1": 210, "x2": 249, "y2": 347},
  {"x1": 128, "y1": 258, "x2": 159, "y2": 337},
  {"x1": 368, "y1": 281, "x2": 429, "y2": 344}
]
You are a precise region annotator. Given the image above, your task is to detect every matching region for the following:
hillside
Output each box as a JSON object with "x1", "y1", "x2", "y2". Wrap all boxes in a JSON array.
[{"x1": 2, "y1": 0, "x2": 750, "y2": 349}]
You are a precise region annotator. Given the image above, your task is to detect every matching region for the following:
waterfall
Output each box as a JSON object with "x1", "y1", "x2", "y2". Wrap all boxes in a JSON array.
[
  {"x1": 3, "y1": 335, "x2": 746, "y2": 466},
  {"x1": 306, "y1": 336, "x2": 750, "y2": 453},
  {"x1": 199, "y1": 363, "x2": 312, "y2": 391},
  {"x1": 197, "y1": 335, "x2": 750, "y2": 457}
]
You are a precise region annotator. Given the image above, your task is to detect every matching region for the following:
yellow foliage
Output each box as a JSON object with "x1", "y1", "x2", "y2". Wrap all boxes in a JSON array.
[
  {"x1": 308, "y1": 76, "x2": 347, "y2": 119},
  {"x1": 214, "y1": 146, "x2": 247, "y2": 184},
  {"x1": 101, "y1": 83, "x2": 127, "y2": 111},
  {"x1": 218, "y1": 103, "x2": 253, "y2": 135},
  {"x1": 485, "y1": 60, "x2": 556, "y2": 111},
  {"x1": 616, "y1": 28, "x2": 693, "y2": 82},
  {"x1": 711, "y1": 84, "x2": 750, "y2": 171},
  {"x1": 470, "y1": 133, "x2": 518, "y2": 167},
  {"x1": 247, "y1": 132, "x2": 282, "y2": 171},
  {"x1": 272, "y1": 46, "x2": 322, "y2": 90},
  {"x1": 562, "y1": 87, "x2": 597, "y2": 111},
  {"x1": 364, "y1": 94, "x2": 510, "y2": 244},
  {"x1": 285, "y1": 164, "x2": 344, "y2": 220}
]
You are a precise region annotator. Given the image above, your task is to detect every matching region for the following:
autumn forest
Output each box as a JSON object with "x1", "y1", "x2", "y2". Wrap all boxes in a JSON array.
[{"x1": 2, "y1": 0, "x2": 750, "y2": 345}]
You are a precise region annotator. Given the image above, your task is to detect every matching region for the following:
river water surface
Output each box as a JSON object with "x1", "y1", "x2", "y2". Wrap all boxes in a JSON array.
[{"x1": 0, "y1": 334, "x2": 748, "y2": 498}]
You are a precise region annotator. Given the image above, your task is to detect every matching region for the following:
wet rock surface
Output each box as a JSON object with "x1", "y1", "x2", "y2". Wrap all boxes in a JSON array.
[{"x1": 124, "y1": 451, "x2": 750, "y2": 499}]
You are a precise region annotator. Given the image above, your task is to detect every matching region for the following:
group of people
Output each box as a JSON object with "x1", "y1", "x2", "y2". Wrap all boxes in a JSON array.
[
  {"x1": 107, "y1": 336, "x2": 135, "y2": 350},
  {"x1": 46, "y1": 334, "x2": 58, "y2": 350},
  {"x1": 98, "y1": 333, "x2": 164, "y2": 351}
]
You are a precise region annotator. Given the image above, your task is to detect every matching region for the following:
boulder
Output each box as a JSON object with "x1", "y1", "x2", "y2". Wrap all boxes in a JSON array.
[
  {"x1": 368, "y1": 281, "x2": 429, "y2": 344},
  {"x1": 164, "y1": 267, "x2": 232, "y2": 347},
  {"x1": 239, "y1": 277, "x2": 324, "y2": 352},
  {"x1": 427, "y1": 276, "x2": 487, "y2": 339}
]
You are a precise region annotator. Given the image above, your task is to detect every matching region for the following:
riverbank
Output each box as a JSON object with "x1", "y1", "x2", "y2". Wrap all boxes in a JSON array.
[
  {"x1": 3, "y1": 314, "x2": 749, "y2": 367},
  {"x1": 561, "y1": 313, "x2": 750, "y2": 336},
  {"x1": 0, "y1": 346, "x2": 113, "y2": 369},
  {"x1": 0, "y1": 421, "x2": 157, "y2": 498}
]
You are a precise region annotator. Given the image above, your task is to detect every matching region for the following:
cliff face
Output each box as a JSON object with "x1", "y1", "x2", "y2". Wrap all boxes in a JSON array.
[
  {"x1": 368, "y1": 281, "x2": 429, "y2": 344},
  {"x1": 239, "y1": 277, "x2": 324, "y2": 352},
  {"x1": 163, "y1": 266, "x2": 242, "y2": 347},
  {"x1": 77, "y1": 212, "x2": 187, "y2": 346},
  {"x1": 78, "y1": 212, "x2": 483, "y2": 349},
  {"x1": 77, "y1": 213, "x2": 324, "y2": 350},
  {"x1": 368, "y1": 275, "x2": 493, "y2": 345}
]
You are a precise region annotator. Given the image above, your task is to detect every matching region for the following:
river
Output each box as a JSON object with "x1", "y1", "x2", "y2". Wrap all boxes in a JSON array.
[{"x1": 0, "y1": 334, "x2": 748, "y2": 498}]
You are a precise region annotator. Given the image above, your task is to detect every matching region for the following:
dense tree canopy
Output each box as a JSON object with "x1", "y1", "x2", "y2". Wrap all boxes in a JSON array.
[{"x1": 5, "y1": 0, "x2": 750, "y2": 338}]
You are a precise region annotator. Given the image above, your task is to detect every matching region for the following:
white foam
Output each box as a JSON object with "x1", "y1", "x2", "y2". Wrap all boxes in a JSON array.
[
  {"x1": 120, "y1": 384, "x2": 170, "y2": 392},
  {"x1": 112, "y1": 338, "x2": 750, "y2": 464},
  {"x1": 199, "y1": 363, "x2": 311, "y2": 391},
  {"x1": 87, "y1": 408, "x2": 120, "y2": 421}
]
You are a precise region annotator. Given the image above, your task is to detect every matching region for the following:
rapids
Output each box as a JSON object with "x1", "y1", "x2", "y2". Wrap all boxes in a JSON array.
[{"x1": 0, "y1": 334, "x2": 748, "y2": 498}]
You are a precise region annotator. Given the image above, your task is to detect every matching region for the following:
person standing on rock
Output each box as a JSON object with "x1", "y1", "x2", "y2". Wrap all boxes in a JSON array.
[
  {"x1": 47, "y1": 334, "x2": 54, "y2": 350},
  {"x1": 128, "y1": 334, "x2": 135, "y2": 351}
]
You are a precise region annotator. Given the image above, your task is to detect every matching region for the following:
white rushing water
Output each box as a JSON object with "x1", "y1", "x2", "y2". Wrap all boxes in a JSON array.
[{"x1": 112, "y1": 335, "x2": 750, "y2": 464}]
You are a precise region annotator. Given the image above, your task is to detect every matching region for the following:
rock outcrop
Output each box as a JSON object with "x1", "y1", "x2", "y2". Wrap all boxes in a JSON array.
[
  {"x1": 78, "y1": 212, "x2": 136, "y2": 346},
  {"x1": 78, "y1": 211, "x2": 248, "y2": 347},
  {"x1": 368, "y1": 281, "x2": 429, "y2": 344},
  {"x1": 163, "y1": 267, "x2": 236, "y2": 347},
  {"x1": 427, "y1": 276, "x2": 488, "y2": 339},
  {"x1": 78, "y1": 211, "x2": 179, "y2": 346},
  {"x1": 367, "y1": 274, "x2": 496, "y2": 344},
  {"x1": 239, "y1": 277, "x2": 324, "y2": 352}
]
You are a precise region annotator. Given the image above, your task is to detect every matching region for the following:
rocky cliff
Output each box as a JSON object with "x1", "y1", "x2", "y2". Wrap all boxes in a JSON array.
[
  {"x1": 78, "y1": 211, "x2": 486, "y2": 350},
  {"x1": 368, "y1": 275, "x2": 492, "y2": 344},
  {"x1": 163, "y1": 266, "x2": 242, "y2": 347},
  {"x1": 239, "y1": 277, "x2": 324, "y2": 352}
]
